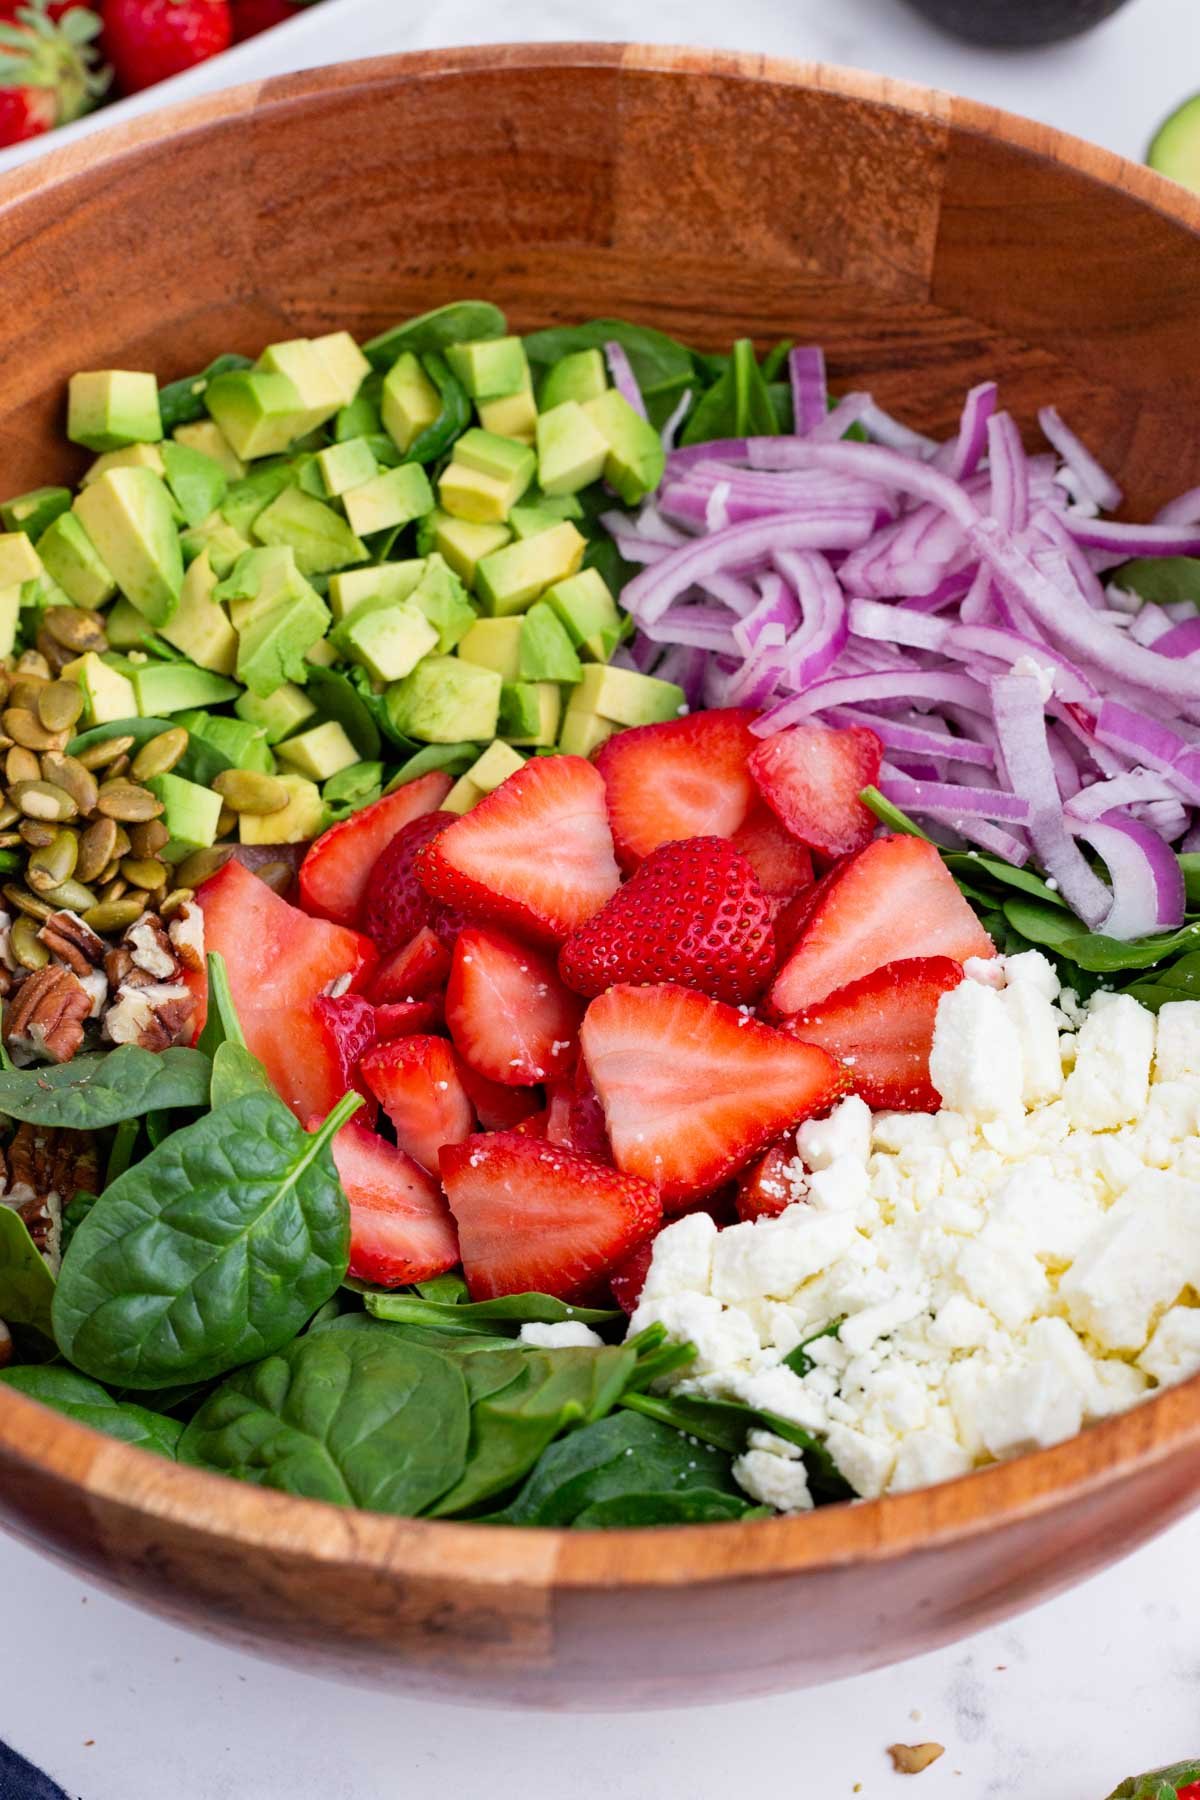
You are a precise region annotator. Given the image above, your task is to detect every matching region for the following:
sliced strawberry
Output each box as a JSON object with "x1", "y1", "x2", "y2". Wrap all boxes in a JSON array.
[
  {"x1": 418, "y1": 755, "x2": 620, "y2": 944},
  {"x1": 581, "y1": 983, "x2": 849, "y2": 1208},
  {"x1": 326, "y1": 1115, "x2": 459, "y2": 1288},
  {"x1": 782, "y1": 955, "x2": 964, "y2": 1110},
  {"x1": 511, "y1": 1108, "x2": 549, "y2": 1138},
  {"x1": 298, "y1": 772, "x2": 452, "y2": 927},
  {"x1": 748, "y1": 723, "x2": 883, "y2": 858},
  {"x1": 568, "y1": 1061, "x2": 611, "y2": 1162},
  {"x1": 456, "y1": 1059, "x2": 544, "y2": 1131},
  {"x1": 374, "y1": 997, "x2": 444, "y2": 1040},
  {"x1": 196, "y1": 858, "x2": 375, "y2": 1121},
  {"x1": 180, "y1": 949, "x2": 208, "y2": 1045},
  {"x1": 361, "y1": 809, "x2": 459, "y2": 953},
  {"x1": 369, "y1": 927, "x2": 452, "y2": 1004},
  {"x1": 360, "y1": 1034, "x2": 475, "y2": 1173},
  {"x1": 594, "y1": 707, "x2": 759, "y2": 870},
  {"x1": 768, "y1": 834, "x2": 995, "y2": 1016},
  {"x1": 440, "y1": 1131, "x2": 661, "y2": 1302},
  {"x1": 545, "y1": 1079, "x2": 575, "y2": 1147},
  {"x1": 559, "y1": 836, "x2": 775, "y2": 1005},
  {"x1": 445, "y1": 924, "x2": 582, "y2": 1087},
  {"x1": 313, "y1": 991, "x2": 379, "y2": 1125},
  {"x1": 730, "y1": 801, "x2": 814, "y2": 900},
  {"x1": 735, "y1": 1141, "x2": 798, "y2": 1221},
  {"x1": 610, "y1": 1236, "x2": 655, "y2": 1314}
]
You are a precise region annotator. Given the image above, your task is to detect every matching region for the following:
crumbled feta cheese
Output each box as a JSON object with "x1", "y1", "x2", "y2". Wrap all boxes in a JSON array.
[
  {"x1": 1063, "y1": 993, "x2": 1155, "y2": 1130},
  {"x1": 637, "y1": 1211, "x2": 717, "y2": 1303},
  {"x1": 518, "y1": 1321, "x2": 605, "y2": 1349},
  {"x1": 889, "y1": 1430, "x2": 973, "y2": 1493},
  {"x1": 1154, "y1": 1001, "x2": 1200, "y2": 1083},
  {"x1": 732, "y1": 1448, "x2": 814, "y2": 1512},
  {"x1": 1138, "y1": 1306, "x2": 1200, "y2": 1386},
  {"x1": 1060, "y1": 1171, "x2": 1200, "y2": 1351},
  {"x1": 928, "y1": 980, "x2": 1024, "y2": 1121},
  {"x1": 796, "y1": 1095, "x2": 872, "y2": 1170}
]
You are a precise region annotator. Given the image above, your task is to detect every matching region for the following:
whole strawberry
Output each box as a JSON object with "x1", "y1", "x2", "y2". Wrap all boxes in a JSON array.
[
  {"x1": 102, "y1": 0, "x2": 230, "y2": 94},
  {"x1": 230, "y1": 0, "x2": 297, "y2": 40},
  {"x1": 0, "y1": 0, "x2": 108, "y2": 145}
]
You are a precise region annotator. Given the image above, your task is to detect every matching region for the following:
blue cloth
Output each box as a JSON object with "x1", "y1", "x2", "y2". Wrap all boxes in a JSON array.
[{"x1": 0, "y1": 1741, "x2": 70, "y2": 1800}]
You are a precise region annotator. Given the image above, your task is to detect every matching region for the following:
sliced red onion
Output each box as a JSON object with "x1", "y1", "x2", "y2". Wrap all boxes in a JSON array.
[
  {"x1": 652, "y1": 642, "x2": 708, "y2": 710},
  {"x1": 733, "y1": 575, "x2": 801, "y2": 655},
  {"x1": 703, "y1": 573, "x2": 760, "y2": 616},
  {"x1": 955, "y1": 821, "x2": 1032, "y2": 864},
  {"x1": 659, "y1": 477, "x2": 883, "y2": 534},
  {"x1": 1028, "y1": 507, "x2": 1109, "y2": 609},
  {"x1": 1129, "y1": 606, "x2": 1174, "y2": 646},
  {"x1": 659, "y1": 388, "x2": 693, "y2": 451},
  {"x1": 1138, "y1": 798, "x2": 1190, "y2": 842},
  {"x1": 1094, "y1": 699, "x2": 1200, "y2": 806},
  {"x1": 987, "y1": 412, "x2": 1029, "y2": 532},
  {"x1": 935, "y1": 381, "x2": 997, "y2": 481},
  {"x1": 943, "y1": 623, "x2": 1097, "y2": 706},
  {"x1": 1072, "y1": 811, "x2": 1185, "y2": 938},
  {"x1": 858, "y1": 401, "x2": 939, "y2": 459},
  {"x1": 1065, "y1": 769, "x2": 1182, "y2": 821},
  {"x1": 806, "y1": 393, "x2": 874, "y2": 442},
  {"x1": 879, "y1": 772, "x2": 1030, "y2": 824},
  {"x1": 848, "y1": 597, "x2": 952, "y2": 651},
  {"x1": 1058, "y1": 514, "x2": 1200, "y2": 557},
  {"x1": 756, "y1": 668, "x2": 988, "y2": 733},
  {"x1": 623, "y1": 513, "x2": 876, "y2": 626},
  {"x1": 789, "y1": 347, "x2": 827, "y2": 436},
  {"x1": 826, "y1": 706, "x2": 995, "y2": 767},
  {"x1": 1037, "y1": 406, "x2": 1123, "y2": 512},
  {"x1": 774, "y1": 550, "x2": 848, "y2": 691},
  {"x1": 638, "y1": 606, "x2": 741, "y2": 652},
  {"x1": 1155, "y1": 485, "x2": 1200, "y2": 527},
  {"x1": 604, "y1": 342, "x2": 648, "y2": 420},
  {"x1": 1153, "y1": 616, "x2": 1200, "y2": 659}
]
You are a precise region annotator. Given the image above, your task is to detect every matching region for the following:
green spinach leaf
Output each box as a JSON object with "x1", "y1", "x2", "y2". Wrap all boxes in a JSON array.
[
  {"x1": 303, "y1": 664, "x2": 382, "y2": 761},
  {"x1": 210, "y1": 1041, "x2": 273, "y2": 1108},
  {"x1": 67, "y1": 717, "x2": 232, "y2": 788},
  {"x1": 0, "y1": 1045, "x2": 211, "y2": 1129},
  {"x1": 1, "y1": 1366, "x2": 183, "y2": 1458},
  {"x1": 574, "y1": 1489, "x2": 761, "y2": 1526},
  {"x1": 159, "y1": 353, "x2": 254, "y2": 432},
  {"x1": 621, "y1": 1389, "x2": 850, "y2": 1501},
  {"x1": 680, "y1": 339, "x2": 779, "y2": 445},
  {"x1": 1060, "y1": 919, "x2": 1200, "y2": 973},
  {"x1": 860, "y1": 786, "x2": 931, "y2": 840},
  {"x1": 403, "y1": 352, "x2": 471, "y2": 466},
  {"x1": 416, "y1": 1270, "x2": 470, "y2": 1305},
  {"x1": 364, "y1": 1289, "x2": 620, "y2": 1333},
  {"x1": 364, "y1": 301, "x2": 508, "y2": 372},
  {"x1": 1001, "y1": 897, "x2": 1084, "y2": 950},
  {"x1": 383, "y1": 741, "x2": 479, "y2": 789},
  {"x1": 196, "y1": 950, "x2": 243, "y2": 1059},
  {"x1": 783, "y1": 1317, "x2": 844, "y2": 1378},
  {"x1": 0, "y1": 1204, "x2": 55, "y2": 1337},
  {"x1": 1109, "y1": 557, "x2": 1200, "y2": 608},
  {"x1": 942, "y1": 851, "x2": 1070, "y2": 909}
]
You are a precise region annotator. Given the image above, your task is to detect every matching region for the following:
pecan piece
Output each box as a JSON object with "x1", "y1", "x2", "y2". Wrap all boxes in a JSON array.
[
  {"x1": 3, "y1": 963, "x2": 91, "y2": 1064},
  {"x1": 103, "y1": 980, "x2": 195, "y2": 1051},
  {"x1": 39, "y1": 909, "x2": 107, "y2": 976},
  {"x1": 125, "y1": 914, "x2": 177, "y2": 980},
  {"x1": 5, "y1": 1122, "x2": 98, "y2": 1276},
  {"x1": 167, "y1": 900, "x2": 204, "y2": 974}
]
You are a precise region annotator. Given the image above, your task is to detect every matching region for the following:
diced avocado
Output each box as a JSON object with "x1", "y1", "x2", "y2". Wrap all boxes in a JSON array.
[
  {"x1": 235, "y1": 682, "x2": 318, "y2": 744},
  {"x1": 430, "y1": 510, "x2": 510, "y2": 586},
  {"x1": 81, "y1": 443, "x2": 166, "y2": 486},
  {"x1": 381, "y1": 352, "x2": 441, "y2": 453},
  {"x1": 160, "y1": 550, "x2": 237, "y2": 674},
  {"x1": 257, "y1": 339, "x2": 344, "y2": 432},
  {"x1": 161, "y1": 441, "x2": 227, "y2": 529},
  {"x1": 386, "y1": 654, "x2": 501, "y2": 744},
  {"x1": 310, "y1": 332, "x2": 371, "y2": 407},
  {"x1": 176, "y1": 709, "x2": 275, "y2": 774},
  {"x1": 328, "y1": 558, "x2": 426, "y2": 622},
  {"x1": 220, "y1": 461, "x2": 295, "y2": 536},
  {"x1": 457, "y1": 615, "x2": 523, "y2": 681},
  {"x1": 251, "y1": 487, "x2": 366, "y2": 576},
  {"x1": 0, "y1": 586, "x2": 18, "y2": 659},
  {"x1": 1, "y1": 486, "x2": 72, "y2": 540},
  {"x1": 545, "y1": 567, "x2": 623, "y2": 662},
  {"x1": 146, "y1": 770, "x2": 223, "y2": 861},
  {"x1": 455, "y1": 428, "x2": 537, "y2": 488},
  {"x1": 131, "y1": 659, "x2": 239, "y2": 717},
  {"x1": 62, "y1": 650, "x2": 138, "y2": 726},
  {"x1": 36, "y1": 511, "x2": 117, "y2": 609},
  {"x1": 582, "y1": 390, "x2": 666, "y2": 505},
  {"x1": 0, "y1": 532, "x2": 43, "y2": 588},
  {"x1": 536, "y1": 400, "x2": 609, "y2": 496},
  {"x1": 238, "y1": 772, "x2": 327, "y2": 846},
  {"x1": 508, "y1": 495, "x2": 583, "y2": 539},
  {"x1": 519, "y1": 601, "x2": 582, "y2": 683},
  {"x1": 305, "y1": 636, "x2": 338, "y2": 668},
  {"x1": 539, "y1": 348, "x2": 608, "y2": 411},
  {"x1": 445, "y1": 337, "x2": 528, "y2": 401},
  {"x1": 68, "y1": 371, "x2": 162, "y2": 452},
  {"x1": 478, "y1": 379, "x2": 537, "y2": 444},
  {"x1": 229, "y1": 548, "x2": 331, "y2": 697},
  {"x1": 474, "y1": 521, "x2": 586, "y2": 617},
  {"x1": 500, "y1": 680, "x2": 561, "y2": 747},
  {"x1": 438, "y1": 429, "x2": 536, "y2": 525},
  {"x1": 275, "y1": 720, "x2": 359, "y2": 782},
  {"x1": 104, "y1": 598, "x2": 155, "y2": 650},
  {"x1": 206, "y1": 370, "x2": 308, "y2": 460},
  {"x1": 445, "y1": 740, "x2": 525, "y2": 811},
  {"x1": 407, "y1": 554, "x2": 475, "y2": 652},
  {"x1": 338, "y1": 600, "x2": 437, "y2": 682},
  {"x1": 573, "y1": 662, "x2": 685, "y2": 726},
  {"x1": 316, "y1": 437, "x2": 378, "y2": 498},
  {"x1": 179, "y1": 511, "x2": 252, "y2": 578},
  {"x1": 173, "y1": 420, "x2": 245, "y2": 481},
  {"x1": 442, "y1": 772, "x2": 484, "y2": 815},
  {"x1": 73, "y1": 468, "x2": 183, "y2": 626},
  {"x1": 342, "y1": 463, "x2": 433, "y2": 538},
  {"x1": 559, "y1": 703, "x2": 619, "y2": 758}
]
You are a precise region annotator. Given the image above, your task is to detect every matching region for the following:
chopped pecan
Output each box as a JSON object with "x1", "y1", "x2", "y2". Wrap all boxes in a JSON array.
[
  {"x1": 125, "y1": 915, "x2": 177, "y2": 981},
  {"x1": 4, "y1": 964, "x2": 92, "y2": 1065},
  {"x1": 39, "y1": 910, "x2": 107, "y2": 976},
  {"x1": 167, "y1": 901, "x2": 205, "y2": 974},
  {"x1": 5, "y1": 1122, "x2": 99, "y2": 1276},
  {"x1": 103, "y1": 980, "x2": 195, "y2": 1051},
  {"x1": 12, "y1": 1193, "x2": 63, "y2": 1273}
]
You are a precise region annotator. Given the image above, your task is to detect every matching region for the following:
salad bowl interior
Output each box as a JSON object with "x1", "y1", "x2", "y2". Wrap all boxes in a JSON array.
[{"x1": 1, "y1": 43, "x2": 1200, "y2": 1708}]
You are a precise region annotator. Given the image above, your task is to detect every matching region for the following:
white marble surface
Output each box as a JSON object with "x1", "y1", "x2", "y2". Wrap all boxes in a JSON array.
[{"x1": 5, "y1": 0, "x2": 1200, "y2": 1792}]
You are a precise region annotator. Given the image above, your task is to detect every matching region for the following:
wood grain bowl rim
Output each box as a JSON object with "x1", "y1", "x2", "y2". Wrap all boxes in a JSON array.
[{"x1": 1, "y1": 41, "x2": 1199, "y2": 1591}]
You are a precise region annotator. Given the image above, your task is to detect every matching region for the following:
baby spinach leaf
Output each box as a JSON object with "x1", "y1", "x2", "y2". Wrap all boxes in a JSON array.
[
  {"x1": 1178, "y1": 854, "x2": 1200, "y2": 912},
  {"x1": 783, "y1": 1316, "x2": 844, "y2": 1378},
  {"x1": 1106, "y1": 1761, "x2": 1200, "y2": 1800},
  {"x1": 573, "y1": 1489, "x2": 760, "y2": 1526},
  {"x1": 0, "y1": 1204, "x2": 55, "y2": 1337},
  {"x1": 196, "y1": 950, "x2": 244, "y2": 1058},
  {"x1": 403, "y1": 352, "x2": 471, "y2": 467},
  {"x1": 52, "y1": 1090, "x2": 359, "y2": 1389},
  {"x1": 180, "y1": 1329, "x2": 469, "y2": 1514},
  {"x1": 621, "y1": 1389, "x2": 850, "y2": 1501},
  {"x1": 942, "y1": 851, "x2": 1070, "y2": 909},
  {"x1": 1001, "y1": 897, "x2": 1083, "y2": 950},
  {"x1": 523, "y1": 318, "x2": 695, "y2": 428},
  {"x1": 1109, "y1": 556, "x2": 1200, "y2": 608},
  {"x1": 383, "y1": 741, "x2": 479, "y2": 789},
  {"x1": 416, "y1": 1270, "x2": 469, "y2": 1305},
  {"x1": 210, "y1": 1042, "x2": 273, "y2": 1109},
  {"x1": 1127, "y1": 950, "x2": 1200, "y2": 1009},
  {"x1": 1061, "y1": 918, "x2": 1200, "y2": 972},
  {"x1": 0, "y1": 1366, "x2": 183, "y2": 1458},
  {"x1": 318, "y1": 1314, "x2": 520, "y2": 1356},
  {"x1": 364, "y1": 1289, "x2": 620, "y2": 1333},
  {"x1": 159, "y1": 352, "x2": 254, "y2": 432},
  {"x1": 303, "y1": 664, "x2": 382, "y2": 761},
  {"x1": 67, "y1": 717, "x2": 232, "y2": 788},
  {"x1": 364, "y1": 301, "x2": 508, "y2": 372},
  {"x1": 0, "y1": 1045, "x2": 211, "y2": 1129},
  {"x1": 680, "y1": 339, "x2": 779, "y2": 445}
]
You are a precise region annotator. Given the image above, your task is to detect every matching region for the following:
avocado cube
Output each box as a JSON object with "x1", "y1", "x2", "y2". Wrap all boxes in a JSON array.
[
  {"x1": 508, "y1": 495, "x2": 583, "y2": 539},
  {"x1": 438, "y1": 464, "x2": 516, "y2": 526},
  {"x1": 474, "y1": 522, "x2": 587, "y2": 617},
  {"x1": 36, "y1": 512, "x2": 117, "y2": 609},
  {"x1": 251, "y1": 487, "x2": 366, "y2": 576},
  {"x1": 539, "y1": 349, "x2": 608, "y2": 411},
  {"x1": 176, "y1": 709, "x2": 275, "y2": 774},
  {"x1": 206, "y1": 370, "x2": 308, "y2": 461},
  {"x1": 382, "y1": 352, "x2": 441, "y2": 453},
  {"x1": 173, "y1": 420, "x2": 245, "y2": 482},
  {"x1": 340, "y1": 600, "x2": 437, "y2": 683},
  {"x1": 386, "y1": 653, "x2": 500, "y2": 745},
  {"x1": 455, "y1": 429, "x2": 537, "y2": 489},
  {"x1": 311, "y1": 332, "x2": 371, "y2": 407},
  {"x1": 430, "y1": 511, "x2": 510, "y2": 586},
  {"x1": 305, "y1": 637, "x2": 338, "y2": 668},
  {"x1": 545, "y1": 568, "x2": 623, "y2": 662},
  {"x1": 132, "y1": 659, "x2": 240, "y2": 717},
  {"x1": 574, "y1": 662, "x2": 685, "y2": 726},
  {"x1": 62, "y1": 650, "x2": 138, "y2": 726},
  {"x1": 257, "y1": 339, "x2": 344, "y2": 433},
  {"x1": 235, "y1": 682, "x2": 318, "y2": 744},
  {"x1": 582, "y1": 390, "x2": 666, "y2": 505},
  {"x1": 478, "y1": 379, "x2": 537, "y2": 444},
  {"x1": 68, "y1": 371, "x2": 162, "y2": 453},
  {"x1": 519, "y1": 601, "x2": 582, "y2": 684},
  {"x1": 0, "y1": 531, "x2": 43, "y2": 589},
  {"x1": 239, "y1": 772, "x2": 328, "y2": 846},
  {"x1": 559, "y1": 703, "x2": 619, "y2": 758},
  {"x1": 276, "y1": 721, "x2": 359, "y2": 783},
  {"x1": 161, "y1": 441, "x2": 228, "y2": 529},
  {"x1": 444, "y1": 740, "x2": 524, "y2": 811},
  {"x1": 220, "y1": 461, "x2": 295, "y2": 536},
  {"x1": 73, "y1": 468, "x2": 183, "y2": 627},
  {"x1": 458, "y1": 616, "x2": 523, "y2": 682},
  {"x1": 444, "y1": 337, "x2": 529, "y2": 401},
  {"x1": 442, "y1": 773, "x2": 484, "y2": 815},
  {"x1": 179, "y1": 512, "x2": 252, "y2": 579},
  {"x1": 0, "y1": 586, "x2": 19, "y2": 660},
  {"x1": 315, "y1": 437, "x2": 379, "y2": 498},
  {"x1": 81, "y1": 443, "x2": 167, "y2": 487},
  {"x1": 342, "y1": 463, "x2": 434, "y2": 538},
  {"x1": 407, "y1": 554, "x2": 476, "y2": 652},
  {"x1": 328, "y1": 558, "x2": 426, "y2": 622},
  {"x1": 104, "y1": 598, "x2": 155, "y2": 650},
  {"x1": 233, "y1": 552, "x2": 331, "y2": 698},
  {"x1": 536, "y1": 400, "x2": 610, "y2": 497},
  {"x1": 1, "y1": 487, "x2": 71, "y2": 540},
  {"x1": 500, "y1": 680, "x2": 561, "y2": 747},
  {"x1": 146, "y1": 770, "x2": 223, "y2": 860},
  {"x1": 159, "y1": 551, "x2": 237, "y2": 675}
]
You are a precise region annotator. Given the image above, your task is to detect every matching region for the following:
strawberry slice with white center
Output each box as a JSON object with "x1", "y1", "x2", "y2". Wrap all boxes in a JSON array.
[
  {"x1": 360, "y1": 1034, "x2": 475, "y2": 1173},
  {"x1": 440, "y1": 1131, "x2": 661, "y2": 1302},
  {"x1": 446, "y1": 923, "x2": 582, "y2": 1086},
  {"x1": 729, "y1": 801, "x2": 815, "y2": 900},
  {"x1": 768, "y1": 834, "x2": 994, "y2": 1016},
  {"x1": 298, "y1": 771, "x2": 452, "y2": 926},
  {"x1": 417, "y1": 754, "x2": 620, "y2": 944},
  {"x1": 782, "y1": 955, "x2": 965, "y2": 1111},
  {"x1": 456, "y1": 1059, "x2": 545, "y2": 1131},
  {"x1": 594, "y1": 707, "x2": 760, "y2": 870},
  {"x1": 581, "y1": 982, "x2": 849, "y2": 1208},
  {"x1": 326, "y1": 1115, "x2": 459, "y2": 1288},
  {"x1": 369, "y1": 927, "x2": 452, "y2": 1004},
  {"x1": 748, "y1": 722, "x2": 883, "y2": 858}
]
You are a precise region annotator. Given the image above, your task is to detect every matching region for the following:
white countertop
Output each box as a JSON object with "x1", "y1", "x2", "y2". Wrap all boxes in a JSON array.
[{"x1": 5, "y1": 1, "x2": 1200, "y2": 1793}]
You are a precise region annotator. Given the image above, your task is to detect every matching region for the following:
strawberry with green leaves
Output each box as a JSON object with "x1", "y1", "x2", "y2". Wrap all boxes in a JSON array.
[{"x1": 0, "y1": 0, "x2": 107, "y2": 146}]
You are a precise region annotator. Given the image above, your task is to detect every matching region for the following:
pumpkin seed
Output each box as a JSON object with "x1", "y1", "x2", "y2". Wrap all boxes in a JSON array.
[
  {"x1": 10, "y1": 915, "x2": 48, "y2": 970},
  {"x1": 13, "y1": 652, "x2": 50, "y2": 682},
  {"x1": 26, "y1": 830, "x2": 79, "y2": 894},
  {"x1": 100, "y1": 877, "x2": 129, "y2": 902},
  {"x1": 75, "y1": 815, "x2": 118, "y2": 883},
  {"x1": 75, "y1": 734, "x2": 135, "y2": 772},
  {"x1": 0, "y1": 803, "x2": 18, "y2": 831},
  {"x1": 10, "y1": 780, "x2": 77, "y2": 822},
  {"x1": 40, "y1": 752, "x2": 99, "y2": 817},
  {"x1": 130, "y1": 728, "x2": 188, "y2": 782},
  {"x1": 42, "y1": 877, "x2": 98, "y2": 913},
  {"x1": 127, "y1": 817, "x2": 169, "y2": 858},
  {"x1": 4, "y1": 884, "x2": 52, "y2": 921},
  {"x1": 175, "y1": 845, "x2": 233, "y2": 888},
  {"x1": 0, "y1": 833, "x2": 21, "y2": 851},
  {"x1": 212, "y1": 769, "x2": 290, "y2": 815},
  {"x1": 19, "y1": 821, "x2": 56, "y2": 849},
  {"x1": 43, "y1": 607, "x2": 106, "y2": 653},
  {"x1": 3, "y1": 708, "x2": 64, "y2": 753},
  {"x1": 95, "y1": 780, "x2": 163, "y2": 824},
  {"x1": 120, "y1": 856, "x2": 167, "y2": 891},
  {"x1": 5, "y1": 747, "x2": 39, "y2": 786},
  {"x1": 160, "y1": 887, "x2": 194, "y2": 919},
  {"x1": 215, "y1": 804, "x2": 237, "y2": 838},
  {"x1": 82, "y1": 897, "x2": 147, "y2": 934},
  {"x1": 254, "y1": 861, "x2": 295, "y2": 896},
  {"x1": 36, "y1": 680, "x2": 85, "y2": 734}
]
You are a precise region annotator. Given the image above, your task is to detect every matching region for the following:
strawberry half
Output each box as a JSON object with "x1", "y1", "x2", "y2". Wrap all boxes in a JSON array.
[
  {"x1": 748, "y1": 723, "x2": 883, "y2": 858},
  {"x1": 360, "y1": 1034, "x2": 475, "y2": 1174},
  {"x1": 559, "y1": 836, "x2": 776, "y2": 1005},
  {"x1": 440, "y1": 1131, "x2": 661, "y2": 1302},
  {"x1": 735, "y1": 1141, "x2": 798, "y2": 1221},
  {"x1": 610, "y1": 1236, "x2": 655, "y2": 1314},
  {"x1": 730, "y1": 801, "x2": 815, "y2": 900},
  {"x1": 418, "y1": 755, "x2": 619, "y2": 944},
  {"x1": 313, "y1": 991, "x2": 379, "y2": 1125},
  {"x1": 298, "y1": 772, "x2": 452, "y2": 927},
  {"x1": 374, "y1": 997, "x2": 444, "y2": 1040},
  {"x1": 768, "y1": 834, "x2": 994, "y2": 1017},
  {"x1": 595, "y1": 707, "x2": 759, "y2": 870},
  {"x1": 581, "y1": 982, "x2": 849, "y2": 1207},
  {"x1": 783, "y1": 955, "x2": 964, "y2": 1111},
  {"x1": 369, "y1": 926, "x2": 452, "y2": 1004},
  {"x1": 361, "y1": 807, "x2": 459, "y2": 953},
  {"x1": 456, "y1": 1059, "x2": 544, "y2": 1131},
  {"x1": 327, "y1": 1115, "x2": 459, "y2": 1288},
  {"x1": 196, "y1": 858, "x2": 375, "y2": 1121},
  {"x1": 445, "y1": 924, "x2": 582, "y2": 1086}
]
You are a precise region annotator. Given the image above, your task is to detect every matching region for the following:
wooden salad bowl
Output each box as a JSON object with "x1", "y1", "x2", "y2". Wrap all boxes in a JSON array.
[{"x1": 1, "y1": 44, "x2": 1200, "y2": 1709}]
